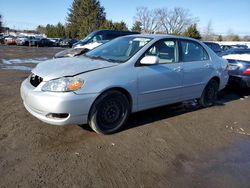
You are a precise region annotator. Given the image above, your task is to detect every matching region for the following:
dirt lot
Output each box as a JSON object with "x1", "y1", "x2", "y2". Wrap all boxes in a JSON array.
[{"x1": 0, "y1": 45, "x2": 250, "y2": 188}]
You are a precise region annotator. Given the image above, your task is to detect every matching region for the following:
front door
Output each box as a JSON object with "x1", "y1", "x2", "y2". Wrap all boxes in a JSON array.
[{"x1": 137, "y1": 39, "x2": 183, "y2": 111}]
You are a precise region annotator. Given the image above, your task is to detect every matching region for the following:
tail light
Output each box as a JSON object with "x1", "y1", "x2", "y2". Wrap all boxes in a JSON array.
[{"x1": 243, "y1": 66, "x2": 250, "y2": 75}]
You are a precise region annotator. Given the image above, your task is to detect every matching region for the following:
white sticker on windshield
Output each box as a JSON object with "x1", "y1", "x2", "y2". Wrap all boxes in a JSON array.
[{"x1": 133, "y1": 38, "x2": 151, "y2": 42}]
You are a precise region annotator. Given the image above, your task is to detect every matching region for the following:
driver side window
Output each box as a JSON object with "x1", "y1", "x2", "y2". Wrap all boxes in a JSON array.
[
  {"x1": 92, "y1": 35, "x2": 103, "y2": 42},
  {"x1": 145, "y1": 40, "x2": 177, "y2": 63}
]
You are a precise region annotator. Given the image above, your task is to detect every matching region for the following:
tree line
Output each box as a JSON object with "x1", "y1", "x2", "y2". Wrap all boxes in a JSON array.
[
  {"x1": 35, "y1": 0, "x2": 203, "y2": 39},
  {"x1": 34, "y1": 0, "x2": 244, "y2": 41},
  {"x1": 0, "y1": 14, "x2": 3, "y2": 33},
  {"x1": 1, "y1": 0, "x2": 246, "y2": 41}
]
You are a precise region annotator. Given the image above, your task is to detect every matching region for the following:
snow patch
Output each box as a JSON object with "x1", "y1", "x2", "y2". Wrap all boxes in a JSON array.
[
  {"x1": 1, "y1": 66, "x2": 32, "y2": 71},
  {"x1": 1, "y1": 57, "x2": 49, "y2": 65}
]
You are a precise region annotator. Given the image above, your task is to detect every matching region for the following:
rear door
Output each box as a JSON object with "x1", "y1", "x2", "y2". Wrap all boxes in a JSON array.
[{"x1": 179, "y1": 39, "x2": 212, "y2": 100}]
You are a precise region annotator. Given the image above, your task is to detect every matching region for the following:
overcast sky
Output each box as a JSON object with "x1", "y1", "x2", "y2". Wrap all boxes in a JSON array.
[{"x1": 0, "y1": 0, "x2": 249, "y2": 35}]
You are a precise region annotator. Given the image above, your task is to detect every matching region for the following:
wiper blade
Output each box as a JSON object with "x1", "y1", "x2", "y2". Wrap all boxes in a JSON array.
[
  {"x1": 88, "y1": 55, "x2": 119, "y2": 63},
  {"x1": 84, "y1": 54, "x2": 123, "y2": 63},
  {"x1": 104, "y1": 58, "x2": 122, "y2": 63}
]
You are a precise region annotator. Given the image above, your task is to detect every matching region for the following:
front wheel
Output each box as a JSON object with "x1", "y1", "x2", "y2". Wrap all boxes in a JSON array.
[
  {"x1": 88, "y1": 90, "x2": 130, "y2": 134},
  {"x1": 199, "y1": 79, "x2": 219, "y2": 107}
]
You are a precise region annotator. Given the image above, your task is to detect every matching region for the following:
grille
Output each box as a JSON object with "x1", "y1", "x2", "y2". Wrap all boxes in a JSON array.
[{"x1": 30, "y1": 74, "x2": 43, "y2": 87}]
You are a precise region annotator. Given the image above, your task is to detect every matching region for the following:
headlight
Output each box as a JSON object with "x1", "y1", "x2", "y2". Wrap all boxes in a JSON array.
[{"x1": 42, "y1": 77, "x2": 84, "y2": 92}]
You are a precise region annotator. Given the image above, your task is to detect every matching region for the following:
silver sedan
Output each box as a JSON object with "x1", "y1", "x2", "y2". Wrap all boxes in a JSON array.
[{"x1": 21, "y1": 34, "x2": 229, "y2": 134}]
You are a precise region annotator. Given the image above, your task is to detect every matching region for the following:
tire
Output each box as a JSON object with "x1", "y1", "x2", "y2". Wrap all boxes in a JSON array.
[
  {"x1": 88, "y1": 90, "x2": 130, "y2": 134},
  {"x1": 199, "y1": 79, "x2": 219, "y2": 107}
]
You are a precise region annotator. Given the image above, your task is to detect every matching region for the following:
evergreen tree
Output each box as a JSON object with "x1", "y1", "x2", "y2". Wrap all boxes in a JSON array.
[
  {"x1": 131, "y1": 21, "x2": 142, "y2": 32},
  {"x1": 100, "y1": 20, "x2": 128, "y2": 31},
  {"x1": 232, "y1": 35, "x2": 240, "y2": 41},
  {"x1": 183, "y1": 24, "x2": 201, "y2": 39},
  {"x1": 0, "y1": 14, "x2": 2, "y2": 33},
  {"x1": 217, "y1": 35, "x2": 223, "y2": 41},
  {"x1": 43, "y1": 23, "x2": 66, "y2": 38},
  {"x1": 67, "y1": 0, "x2": 106, "y2": 39},
  {"x1": 36, "y1": 25, "x2": 46, "y2": 34},
  {"x1": 113, "y1": 21, "x2": 128, "y2": 31},
  {"x1": 100, "y1": 20, "x2": 115, "y2": 30},
  {"x1": 56, "y1": 22, "x2": 66, "y2": 38}
]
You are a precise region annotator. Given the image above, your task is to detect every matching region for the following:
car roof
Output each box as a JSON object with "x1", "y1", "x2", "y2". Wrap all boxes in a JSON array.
[
  {"x1": 122, "y1": 34, "x2": 202, "y2": 42},
  {"x1": 94, "y1": 29, "x2": 139, "y2": 34}
]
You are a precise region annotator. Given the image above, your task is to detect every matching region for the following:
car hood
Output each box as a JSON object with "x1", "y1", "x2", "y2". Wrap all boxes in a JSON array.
[{"x1": 32, "y1": 56, "x2": 119, "y2": 81}]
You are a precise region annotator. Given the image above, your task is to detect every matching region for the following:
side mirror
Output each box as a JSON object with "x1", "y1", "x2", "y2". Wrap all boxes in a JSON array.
[{"x1": 140, "y1": 56, "x2": 159, "y2": 65}]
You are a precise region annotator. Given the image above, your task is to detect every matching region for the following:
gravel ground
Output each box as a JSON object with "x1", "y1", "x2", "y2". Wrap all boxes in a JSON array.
[{"x1": 0, "y1": 46, "x2": 250, "y2": 188}]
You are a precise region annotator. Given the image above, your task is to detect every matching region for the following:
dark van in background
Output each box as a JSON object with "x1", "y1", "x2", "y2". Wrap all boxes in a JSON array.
[{"x1": 72, "y1": 30, "x2": 140, "y2": 48}]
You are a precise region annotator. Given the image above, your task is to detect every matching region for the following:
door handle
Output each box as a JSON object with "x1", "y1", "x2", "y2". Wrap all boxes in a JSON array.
[
  {"x1": 174, "y1": 66, "x2": 182, "y2": 72},
  {"x1": 205, "y1": 63, "x2": 211, "y2": 68}
]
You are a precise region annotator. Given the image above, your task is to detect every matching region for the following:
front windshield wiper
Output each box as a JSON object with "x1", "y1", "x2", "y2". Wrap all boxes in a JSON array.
[{"x1": 84, "y1": 55, "x2": 122, "y2": 63}]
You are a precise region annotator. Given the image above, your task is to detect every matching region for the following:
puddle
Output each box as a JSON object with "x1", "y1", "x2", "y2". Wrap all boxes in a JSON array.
[
  {"x1": 173, "y1": 139, "x2": 250, "y2": 187},
  {"x1": 1, "y1": 66, "x2": 32, "y2": 71}
]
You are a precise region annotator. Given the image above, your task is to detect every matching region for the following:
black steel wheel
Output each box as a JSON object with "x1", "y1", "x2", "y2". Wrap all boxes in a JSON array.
[
  {"x1": 199, "y1": 79, "x2": 219, "y2": 107},
  {"x1": 88, "y1": 90, "x2": 130, "y2": 134}
]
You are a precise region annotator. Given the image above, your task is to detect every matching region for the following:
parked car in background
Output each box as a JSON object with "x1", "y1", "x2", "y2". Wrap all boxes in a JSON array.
[
  {"x1": 221, "y1": 48, "x2": 250, "y2": 56},
  {"x1": 37, "y1": 38, "x2": 55, "y2": 47},
  {"x1": 221, "y1": 44, "x2": 248, "y2": 51},
  {"x1": 49, "y1": 38, "x2": 62, "y2": 47},
  {"x1": 54, "y1": 40, "x2": 108, "y2": 58},
  {"x1": 59, "y1": 38, "x2": 78, "y2": 48},
  {"x1": 4, "y1": 36, "x2": 16, "y2": 45},
  {"x1": 21, "y1": 34, "x2": 228, "y2": 134},
  {"x1": 0, "y1": 34, "x2": 4, "y2": 43},
  {"x1": 25, "y1": 36, "x2": 41, "y2": 46},
  {"x1": 204, "y1": 42, "x2": 222, "y2": 55},
  {"x1": 72, "y1": 30, "x2": 140, "y2": 48},
  {"x1": 0, "y1": 34, "x2": 7, "y2": 44},
  {"x1": 223, "y1": 54, "x2": 250, "y2": 88},
  {"x1": 16, "y1": 36, "x2": 29, "y2": 46}
]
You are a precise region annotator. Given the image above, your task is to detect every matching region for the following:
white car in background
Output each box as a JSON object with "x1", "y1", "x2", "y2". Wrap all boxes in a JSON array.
[{"x1": 54, "y1": 40, "x2": 107, "y2": 58}]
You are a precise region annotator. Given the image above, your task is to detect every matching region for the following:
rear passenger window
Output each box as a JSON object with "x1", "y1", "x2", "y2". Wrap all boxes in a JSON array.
[
  {"x1": 180, "y1": 40, "x2": 209, "y2": 62},
  {"x1": 145, "y1": 40, "x2": 177, "y2": 63}
]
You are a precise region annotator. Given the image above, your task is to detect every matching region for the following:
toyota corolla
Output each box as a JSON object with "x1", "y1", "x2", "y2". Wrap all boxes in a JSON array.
[{"x1": 20, "y1": 34, "x2": 229, "y2": 134}]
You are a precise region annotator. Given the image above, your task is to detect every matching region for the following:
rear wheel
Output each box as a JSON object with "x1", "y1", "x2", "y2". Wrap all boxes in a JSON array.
[
  {"x1": 199, "y1": 79, "x2": 219, "y2": 107},
  {"x1": 88, "y1": 90, "x2": 130, "y2": 134}
]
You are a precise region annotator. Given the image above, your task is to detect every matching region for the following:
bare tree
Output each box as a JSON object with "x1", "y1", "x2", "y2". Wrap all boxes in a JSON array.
[
  {"x1": 134, "y1": 7, "x2": 197, "y2": 35},
  {"x1": 157, "y1": 7, "x2": 196, "y2": 34},
  {"x1": 134, "y1": 7, "x2": 159, "y2": 33},
  {"x1": 203, "y1": 20, "x2": 213, "y2": 41},
  {"x1": 156, "y1": 8, "x2": 170, "y2": 33},
  {"x1": 224, "y1": 29, "x2": 241, "y2": 41}
]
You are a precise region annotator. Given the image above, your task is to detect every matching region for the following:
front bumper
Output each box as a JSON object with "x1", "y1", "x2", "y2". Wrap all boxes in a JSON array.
[
  {"x1": 228, "y1": 75, "x2": 250, "y2": 88},
  {"x1": 20, "y1": 78, "x2": 98, "y2": 125}
]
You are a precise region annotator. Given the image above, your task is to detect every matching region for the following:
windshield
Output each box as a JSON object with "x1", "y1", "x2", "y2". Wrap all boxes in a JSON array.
[
  {"x1": 78, "y1": 31, "x2": 98, "y2": 45},
  {"x1": 85, "y1": 36, "x2": 152, "y2": 63}
]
